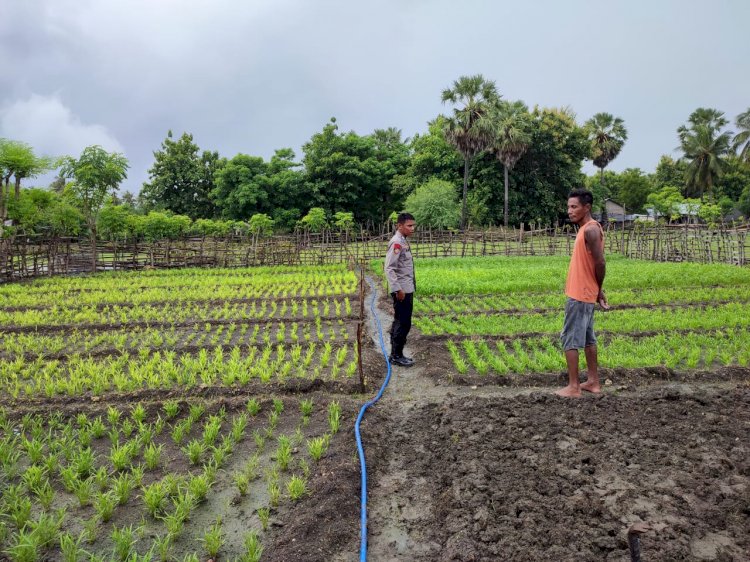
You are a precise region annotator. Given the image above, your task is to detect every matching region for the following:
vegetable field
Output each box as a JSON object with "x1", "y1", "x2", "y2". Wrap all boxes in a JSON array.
[
  {"x1": 0, "y1": 265, "x2": 362, "y2": 561},
  {"x1": 2, "y1": 256, "x2": 749, "y2": 561},
  {"x1": 409, "y1": 256, "x2": 750, "y2": 378}
]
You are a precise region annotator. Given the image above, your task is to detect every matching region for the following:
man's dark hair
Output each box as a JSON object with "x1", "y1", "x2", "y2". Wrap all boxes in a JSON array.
[
  {"x1": 397, "y1": 212, "x2": 415, "y2": 224},
  {"x1": 568, "y1": 189, "x2": 594, "y2": 207}
]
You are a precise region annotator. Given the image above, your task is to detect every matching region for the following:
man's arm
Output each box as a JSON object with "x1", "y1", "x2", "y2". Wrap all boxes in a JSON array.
[
  {"x1": 384, "y1": 244, "x2": 404, "y2": 299},
  {"x1": 585, "y1": 225, "x2": 609, "y2": 309}
]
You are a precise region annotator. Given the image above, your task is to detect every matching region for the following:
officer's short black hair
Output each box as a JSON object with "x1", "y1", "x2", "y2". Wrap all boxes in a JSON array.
[
  {"x1": 568, "y1": 189, "x2": 593, "y2": 207},
  {"x1": 397, "y1": 212, "x2": 415, "y2": 224}
]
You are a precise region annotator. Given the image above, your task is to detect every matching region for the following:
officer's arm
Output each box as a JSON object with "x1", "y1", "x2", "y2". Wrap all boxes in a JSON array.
[{"x1": 384, "y1": 245, "x2": 402, "y2": 293}]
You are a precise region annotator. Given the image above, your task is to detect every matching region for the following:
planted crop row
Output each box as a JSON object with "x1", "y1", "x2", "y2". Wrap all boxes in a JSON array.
[
  {"x1": 0, "y1": 342, "x2": 360, "y2": 399},
  {"x1": 416, "y1": 302, "x2": 750, "y2": 337},
  {"x1": 0, "y1": 397, "x2": 344, "y2": 561},
  {"x1": 446, "y1": 328, "x2": 750, "y2": 375},
  {"x1": 0, "y1": 279, "x2": 357, "y2": 310},
  {"x1": 410, "y1": 255, "x2": 750, "y2": 296},
  {"x1": 0, "y1": 298, "x2": 355, "y2": 328},
  {"x1": 414, "y1": 285, "x2": 750, "y2": 315},
  {"x1": 2, "y1": 320, "x2": 353, "y2": 361}
]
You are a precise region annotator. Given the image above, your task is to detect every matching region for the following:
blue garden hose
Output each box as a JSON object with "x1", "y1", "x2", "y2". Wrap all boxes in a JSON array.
[{"x1": 354, "y1": 276, "x2": 393, "y2": 561}]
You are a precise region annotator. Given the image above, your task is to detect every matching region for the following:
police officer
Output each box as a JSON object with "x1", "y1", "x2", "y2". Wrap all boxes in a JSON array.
[{"x1": 384, "y1": 213, "x2": 416, "y2": 367}]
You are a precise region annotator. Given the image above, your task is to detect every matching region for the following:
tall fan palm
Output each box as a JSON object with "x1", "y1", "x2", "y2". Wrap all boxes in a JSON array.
[
  {"x1": 441, "y1": 75, "x2": 500, "y2": 229},
  {"x1": 584, "y1": 113, "x2": 628, "y2": 198},
  {"x1": 486, "y1": 101, "x2": 532, "y2": 227},
  {"x1": 732, "y1": 108, "x2": 750, "y2": 162},
  {"x1": 678, "y1": 108, "x2": 732, "y2": 199}
]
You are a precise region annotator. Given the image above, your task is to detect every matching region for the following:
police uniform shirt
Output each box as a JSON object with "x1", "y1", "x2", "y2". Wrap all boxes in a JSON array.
[{"x1": 384, "y1": 231, "x2": 415, "y2": 294}]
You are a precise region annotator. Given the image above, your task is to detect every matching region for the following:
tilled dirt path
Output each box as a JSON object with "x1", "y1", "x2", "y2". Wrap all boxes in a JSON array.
[{"x1": 361, "y1": 276, "x2": 750, "y2": 562}]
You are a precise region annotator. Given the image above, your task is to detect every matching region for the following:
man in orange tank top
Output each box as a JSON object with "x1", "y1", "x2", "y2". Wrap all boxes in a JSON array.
[{"x1": 556, "y1": 189, "x2": 609, "y2": 398}]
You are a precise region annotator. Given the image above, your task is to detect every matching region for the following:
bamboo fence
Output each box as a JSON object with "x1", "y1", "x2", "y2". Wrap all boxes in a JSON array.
[{"x1": 1, "y1": 223, "x2": 749, "y2": 281}]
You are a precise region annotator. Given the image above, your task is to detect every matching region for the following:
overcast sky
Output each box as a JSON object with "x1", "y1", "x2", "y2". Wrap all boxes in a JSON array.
[{"x1": 2, "y1": 0, "x2": 748, "y2": 194}]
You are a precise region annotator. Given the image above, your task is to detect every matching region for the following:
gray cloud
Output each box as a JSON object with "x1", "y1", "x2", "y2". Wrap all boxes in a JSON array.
[{"x1": 2, "y1": 0, "x2": 749, "y2": 192}]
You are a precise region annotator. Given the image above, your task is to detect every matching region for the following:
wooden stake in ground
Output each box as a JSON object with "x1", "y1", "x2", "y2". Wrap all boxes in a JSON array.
[{"x1": 357, "y1": 259, "x2": 366, "y2": 392}]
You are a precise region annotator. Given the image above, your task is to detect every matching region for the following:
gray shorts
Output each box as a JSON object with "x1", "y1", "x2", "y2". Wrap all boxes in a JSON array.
[{"x1": 561, "y1": 297, "x2": 597, "y2": 351}]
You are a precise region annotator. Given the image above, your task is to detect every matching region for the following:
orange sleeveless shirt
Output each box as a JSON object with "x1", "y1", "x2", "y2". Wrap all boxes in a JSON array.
[{"x1": 565, "y1": 220, "x2": 604, "y2": 303}]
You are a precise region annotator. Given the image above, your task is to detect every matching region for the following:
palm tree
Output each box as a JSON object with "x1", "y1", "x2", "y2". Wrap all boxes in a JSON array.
[
  {"x1": 678, "y1": 108, "x2": 733, "y2": 199},
  {"x1": 441, "y1": 75, "x2": 500, "y2": 229},
  {"x1": 584, "y1": 113, "x2": 628, "y2": 209},
  {"x1": 732, "y1": 108, "x2": 750, "y2": 162},
  {"x1": 486, "y1": 101, "x2": 532, "y2": 227}
]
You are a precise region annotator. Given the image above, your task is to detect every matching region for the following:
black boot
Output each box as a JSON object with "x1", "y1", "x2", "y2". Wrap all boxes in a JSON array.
[{"x1": 389, "y1": 344, "x2": 414, "y2": 367}]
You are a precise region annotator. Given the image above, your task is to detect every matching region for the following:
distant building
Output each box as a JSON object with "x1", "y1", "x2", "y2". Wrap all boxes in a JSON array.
[{"x1": 593, "y1": 199, "x2": 641, "y2": 225}]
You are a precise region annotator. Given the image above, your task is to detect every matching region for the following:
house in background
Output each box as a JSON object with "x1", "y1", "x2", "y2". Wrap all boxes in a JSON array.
[{"x1": 593, "y1": 199, "x2": 644, "y2": 225}]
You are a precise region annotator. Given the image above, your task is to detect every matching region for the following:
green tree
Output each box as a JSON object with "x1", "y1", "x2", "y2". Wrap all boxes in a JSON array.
[
  {"x1": 714, "y1": 156, "x2": 750, "y2": 202},
  {"x1": 486, "y1": 101, "x2": 532, "y2": 227},
  {"x1": 211, "y1": 154, "x2": 268, "y2": 220},
  {"x1": 677, "y1": 108, "x2": 733, "y2": 199},
  {"x1": 613, "y1": 168, "x2": 654, "y2": 213},
  {"x1": 332, "y1": 211, "x2": 355, "y2": 232},
  {"x1": 404, "y1": 178, "x2": 460, "y2": 229},
  {"x1": 302, "y1": 119, "x2": 390, "y2": 223},
  {"x1": 248, "y1": 213, "x2": 274, "y2": 236},
  {"x1": 584, "y1": 113, "x2": 628, "y2": 215},
  {"x1": 259, "y1": 149, "x2": 307, "y2": 230},
  {"x1": 141, "y1": 131, "x2": 219, "y2": 218},
  {"x1": 731, "y1": 108, "x2": 750, "y2": 162},
  {"x1": 299, "y1": 207, "x2": 327, "y2": 232},
  {"x1": 441, "y1": 74, "x2": 500, "y2": 229},
  {"x1": 647, "y1": 186, "x2": 684, "y2": 223},
  {"x1": 0, "y1": 139, "x2": 55, "y2": 222},
  {"x1": 392, "y1": 117, "x2": 463, "y2": 202},
  {"x1": 98, "y1": 203, "x2": 135, "y2": 240},
  {"x1": 653, "y1": 155, "x2": 688, "y2": 192},
  {"x1": 60, "y1": 146, "x2": 129, "y2": 270},
  {"x1": 471, "y1": 107, "x2": 588, "y2": 227}
]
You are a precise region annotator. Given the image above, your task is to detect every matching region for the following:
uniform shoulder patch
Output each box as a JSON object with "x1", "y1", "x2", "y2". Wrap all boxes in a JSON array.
[{"x1": 393, "y1": 243, "x2": 401, "y2": 254}]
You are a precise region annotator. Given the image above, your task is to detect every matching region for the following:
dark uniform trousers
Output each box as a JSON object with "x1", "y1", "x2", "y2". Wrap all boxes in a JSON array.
[{"x1": 390, "y1": 292, "x2": 413, "y2": 356}]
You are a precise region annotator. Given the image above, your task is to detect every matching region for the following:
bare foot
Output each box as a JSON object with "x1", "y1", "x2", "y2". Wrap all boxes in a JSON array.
[
  {"x1": 580, "y1": 381, "x2": 601, "y2": 393},
  {"x1": 555, "y1": 385, "x2": 581, "y2": 398}
]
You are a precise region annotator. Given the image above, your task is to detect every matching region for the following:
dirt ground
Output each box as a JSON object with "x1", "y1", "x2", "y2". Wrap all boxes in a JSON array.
[{"x1": 272, "y1": 276, "x2": 750, "y2": 561}]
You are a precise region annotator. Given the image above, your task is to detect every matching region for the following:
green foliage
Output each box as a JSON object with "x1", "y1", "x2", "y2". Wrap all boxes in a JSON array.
[
  {"x1": 585, "y1": 112, "x2": 628, "y2": 172},
  {"x1": 60, "y1": 146, "x2": 129, "y2": 230},
  {"x1": 678, "y1": 107, "x2": 733, "y2": 198},
  {"x1": 332, "y1": 211, "x2": 355, "y2": 232},
  {"x1": 141, "y1": 131, "x2": 219, "y2": 218},
  {"x1": 299, "y1": 207, "x2": 328, "y2": 232},
  {"x1": 404, "y1": 178, "x2": 460, "y2": 228},
  {"x1": 248, "y1": 213, "x2": 274, "y2": 236},
  {"x1": 302, "y1": 120, "x2": 409, "y2": 223},
  {"x1": 647, "y1": 186, "x2": 685, "y2": 222}
]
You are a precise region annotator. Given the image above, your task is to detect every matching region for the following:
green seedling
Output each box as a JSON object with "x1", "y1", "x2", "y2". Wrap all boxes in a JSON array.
[
  {"x1": 234, "y1": 471, "x2": 250, "y2": 496},
  {"x1": 188, "y1": 473, "x2": 212, "y2": 503},
  {"x1": 307, "y1": 435, "x2": 330, "y2": 462},
  {"x1": 287, "y1": 474, "x2": 308, "y2": 501},
  {"x1": 131, "y1": 404, "x2": 146, "y2": 424},
  {"x1": 95, "y1": 491, "x2": 117, "y2": 522},
  {"x1": 112, "y1": 472, "x2": 135, "y2": 505},
  {"x1": 275, "y1": 436, "x2": 292, "y2": 471},
  {"x1": 299, "y1": 398, "x2": 313, "y2": 418},
  {"x1": 111, "y1": 524, "x2": 137, "y2": 562},
  {"x1": 243, "y1": 530, "x2": 264, "y2": 562},
  {"x1": 201, "y1": 520, "x2": 224, "y2": 559},
  {"x1": 272, "y1": 398, "x2": 284, "y2": 414},
  {"x1": 257, "y1": 507, "x2": 270, "y2": 531},
  {"x1": 73, "y1": 477, "x2": 94, "y2": 507},
  {"x1": 6, "y1": 528, "x2": 39, "y2": 562},
  {"x1": 163, "y1": 400, "x2": 180, "y2": 420},
  {"x1": 144, "y1": 443, "x2": 163, "y2": 470},
  {"x1": 107, "y1": 406, "x2": 121, "y2": 428},
  {"x1": 142, "y1": 482, "x2": 167, "y2": 518},
  {"x1": 328, "y1": 401, "x2": 341, "y2": 434},
  {"x1": 183, "y1": 439, "x2": 205, "y2": 465},
  {"x1": 59, "y1": 531, "x2": 90, "y2": 562}
]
